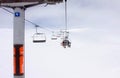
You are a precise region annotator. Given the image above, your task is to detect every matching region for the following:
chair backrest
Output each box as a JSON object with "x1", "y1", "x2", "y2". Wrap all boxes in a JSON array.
[{"x1": 33, "y1": 33, "x2": 46, "y2": 43}]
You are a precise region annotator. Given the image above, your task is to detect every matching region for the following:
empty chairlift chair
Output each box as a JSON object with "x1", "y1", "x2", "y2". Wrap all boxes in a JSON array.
[
  {"x1": 51, "y1": 32, "x2": 57, "y2": 40},
  {"x1": 33, "y1": 33, "x2": 46, "y2": 43},
  {"x1": 51, "y1": 36, "x2": 57, "y2": 40}
]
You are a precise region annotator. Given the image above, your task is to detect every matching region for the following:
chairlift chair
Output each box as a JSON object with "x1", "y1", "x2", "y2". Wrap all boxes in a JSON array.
[
  {"x1": 56, "y1": 32, "x2": 62, "y2": 37},
  {"x1": 51, "y1": 34, "x2": 57, "y2": 40},
  {"x1": 51, "y1": 37, "x2": 57, "y2": 40},
  {"x1": 51, "y1": 31, "x2": 58, "y2": 40},
  {"x1": 33, "y1": 33, "x2": 46, "y2": 43}
]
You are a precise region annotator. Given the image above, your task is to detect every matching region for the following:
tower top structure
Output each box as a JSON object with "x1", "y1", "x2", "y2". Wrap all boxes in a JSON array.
[{"x1": 0, "y1": 0, "x2": 63, "y2": 8}]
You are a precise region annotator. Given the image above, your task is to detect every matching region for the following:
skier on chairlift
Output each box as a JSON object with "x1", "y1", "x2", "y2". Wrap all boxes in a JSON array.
[
  {"x1": 61, "y1": 39, "x2": 71, "y2": 48},
  {"x1": 61, "y1": 36, "x2": 71, "y2": 48},
  {"x1": 61, "y1": 0, "x2": 71, "y2": 48}
]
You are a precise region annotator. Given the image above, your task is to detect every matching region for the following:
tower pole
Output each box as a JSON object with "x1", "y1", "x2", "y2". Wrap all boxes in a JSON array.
[{"x1": 13, "y1": 7, "x2": 25, "y2": 78}]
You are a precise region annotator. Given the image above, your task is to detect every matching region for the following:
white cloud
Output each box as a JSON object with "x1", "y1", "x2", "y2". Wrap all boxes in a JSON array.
[
  {"x1": 0, "y1": 8, "x2": 13, "y2": 28},
  {"x1": 68, "y1": 27, "x2": 89, "y2": 32}
]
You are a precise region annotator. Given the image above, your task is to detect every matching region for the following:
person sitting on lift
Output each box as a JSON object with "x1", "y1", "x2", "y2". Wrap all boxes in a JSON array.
[{"x1": 61, "y1": 39, "x2": 71, "y2": 48}]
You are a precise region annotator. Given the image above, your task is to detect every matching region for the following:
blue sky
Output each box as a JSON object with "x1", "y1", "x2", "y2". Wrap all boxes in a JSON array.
[{"x1": 0, "y1": 0, "x2": 120, "y2": 78}]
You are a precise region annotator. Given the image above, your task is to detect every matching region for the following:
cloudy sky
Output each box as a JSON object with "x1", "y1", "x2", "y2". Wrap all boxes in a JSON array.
[{"x1": 0, "y1": 0, "x2": 120, "y2": 78}]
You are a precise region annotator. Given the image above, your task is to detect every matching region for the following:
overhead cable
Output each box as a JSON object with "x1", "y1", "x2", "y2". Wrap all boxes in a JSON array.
[
  {"x1": 1, "y1": 7, "x2": 53, "y2": 32},
  {"x1": 64, "y1": 0, "x2": 68, "y2": 31}
]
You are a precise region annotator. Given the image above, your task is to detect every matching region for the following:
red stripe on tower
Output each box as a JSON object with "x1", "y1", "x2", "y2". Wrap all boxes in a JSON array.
[{"x1": 14, "y1": 44, "x2": 24, "y2": 76}]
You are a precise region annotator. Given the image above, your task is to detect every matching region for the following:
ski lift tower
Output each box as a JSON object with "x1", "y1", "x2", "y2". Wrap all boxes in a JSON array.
[{"x1": 0, "y1": 0, "x2": 63, "y2": 78}]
